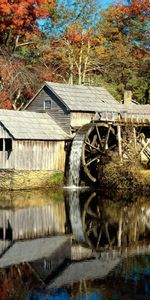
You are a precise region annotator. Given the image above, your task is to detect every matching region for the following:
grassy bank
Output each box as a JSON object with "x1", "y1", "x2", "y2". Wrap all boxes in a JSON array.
[
  {"x1": 98, "y1": 161, "x2": 150, "y2": 192},
  {"x1": 0, "y1": 169, "x2": 64, "y2": 190}
]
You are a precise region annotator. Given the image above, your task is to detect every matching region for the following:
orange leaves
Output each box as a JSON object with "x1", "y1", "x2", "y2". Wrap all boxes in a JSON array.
[
  {"x1": 0, "y1": 94, "x2": 12, "y2": 109},
  {"x1": 39, "y1": 70, "x2": 53, "y2": 82},
  {"x1": 0, "y1": 0, "x2": 56, "y2": 38},
  {"x1": 64, "y1": 23, "x2": 95, "y2": 46}
]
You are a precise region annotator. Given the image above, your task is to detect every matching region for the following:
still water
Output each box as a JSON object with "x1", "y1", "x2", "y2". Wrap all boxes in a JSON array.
[{"x1": 0, "y1": 188, "x2": 150, "y2": 299}]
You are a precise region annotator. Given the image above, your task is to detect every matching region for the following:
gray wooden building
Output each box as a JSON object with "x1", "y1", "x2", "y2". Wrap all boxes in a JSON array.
[
  {"x1": 0, "y1": 110, "x2": 69, "y2": 171},
  {"x1": 24, "y1": 82, "x2": 119, "y2": 134}
]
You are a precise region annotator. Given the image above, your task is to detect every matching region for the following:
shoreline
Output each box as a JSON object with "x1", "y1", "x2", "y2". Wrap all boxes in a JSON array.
[{"x1": 0, "y1": 169, "x2": 64, "y2": 190}]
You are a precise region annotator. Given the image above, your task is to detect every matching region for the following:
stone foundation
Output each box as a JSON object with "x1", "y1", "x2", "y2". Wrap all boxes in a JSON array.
[{"x1": 0, "y1": 169, "x2": 64, "y2": 190}]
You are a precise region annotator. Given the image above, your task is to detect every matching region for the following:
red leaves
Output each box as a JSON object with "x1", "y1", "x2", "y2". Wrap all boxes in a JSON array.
[
  {"x1": 111, "y1": 0, "x2": 150, "y2": 21},
  {"x1": 39, "y1": 70, "x2": 53, "y2": 82},
  {"x1": 64, "y1": 24, "x2": 94, "y2": 46},
  {"x1": 0, "y1": 0, "x2": 56, "y2": 36},
  {"x1": 0, "y1": 90, "x2": 12, "y2": 109}
]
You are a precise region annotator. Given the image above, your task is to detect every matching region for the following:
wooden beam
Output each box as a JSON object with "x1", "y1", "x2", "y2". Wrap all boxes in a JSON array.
[{"x1": 117, "y1": 125, "x2": 122, "y2": 161}]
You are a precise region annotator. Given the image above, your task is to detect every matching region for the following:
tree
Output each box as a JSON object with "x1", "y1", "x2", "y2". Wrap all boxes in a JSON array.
[
  {"x1": 94, "y1": 0, "x2": 150, "y2": 102},
  {"x1": 41, "y1": 0, "x2": 100, "y2": 35},
  {"x1": 0, "y1": 0, "x2": 56, "y2": 52},
  {"x1": 0, "y1": 0, "x2": 57, "y2": 109},
  {"x1": 37, "y1": 0, "x2": 102, "y2": 85}
]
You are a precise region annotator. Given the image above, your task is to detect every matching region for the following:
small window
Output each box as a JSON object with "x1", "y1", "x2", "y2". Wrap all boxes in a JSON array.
[
  {"x1": 0, "y1": 139, "x2": 3, "y2": 151},
  {"x1": 44, "y1": 100, "x2": 52, "y2": 110},
  {"x1": 5, "y1": 139, "x2": 12, "y2": 151}
]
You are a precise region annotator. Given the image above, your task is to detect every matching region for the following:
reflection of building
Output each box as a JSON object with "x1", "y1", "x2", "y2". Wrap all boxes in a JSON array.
[
  {"x1": 0, "y1": 236, "x2": 71, "y2": 269},
  {"x1": 48, "y1": 257, "x2": 121, "y2": 288},
  {"x1": 0, "y1": 195, "x2": 66, "y2": 241}
]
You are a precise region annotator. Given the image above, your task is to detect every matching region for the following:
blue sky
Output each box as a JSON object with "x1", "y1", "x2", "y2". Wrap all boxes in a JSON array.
[
  {"x1": 101, "y1": 0, "x2": 114, "y2": 8},
  {"x1": 38, "y1": 0, "x2": 121, "y2": 34}
]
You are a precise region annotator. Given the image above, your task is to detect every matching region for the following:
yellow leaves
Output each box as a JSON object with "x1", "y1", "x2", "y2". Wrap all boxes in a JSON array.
[{"x1": 95, "y1": 45, "x2": 107, "y2": 59}]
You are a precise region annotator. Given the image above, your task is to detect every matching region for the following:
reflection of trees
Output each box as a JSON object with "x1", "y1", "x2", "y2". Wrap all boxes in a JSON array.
[
  {"x1": 81, "y1": 192, "x2": 150, "y2": 250},
  {"x1": 0, "y1": 263, "x2": 39, "y2": 300}
]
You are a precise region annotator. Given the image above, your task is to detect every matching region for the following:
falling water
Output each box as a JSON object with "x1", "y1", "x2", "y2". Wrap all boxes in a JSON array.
[
  {"x1": 67, "y1": 125, "x2": 90, "y2": 187},
  {"x1": 67, "y1": 141, "x2": 82, "y2": 187}
]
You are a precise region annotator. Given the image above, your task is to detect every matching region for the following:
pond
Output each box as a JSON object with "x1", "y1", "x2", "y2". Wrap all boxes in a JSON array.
[{"x1": 0, "y1": 188, "x2": 150, "y2": 299}]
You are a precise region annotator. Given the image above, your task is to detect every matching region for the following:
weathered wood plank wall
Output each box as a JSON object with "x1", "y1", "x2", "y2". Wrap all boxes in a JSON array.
[
  {"x1": 26, "y1": 86, "x2": 71, "y2": 134},
  {"x1": 70, "y1": 112, "x2": 95, "y2": 128},
  {"x1": 0, "y1": 125, "x2": 66, "y2": 171}
]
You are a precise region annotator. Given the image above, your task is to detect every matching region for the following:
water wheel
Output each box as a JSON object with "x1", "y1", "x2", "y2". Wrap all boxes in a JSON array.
[
  {"x1": 82, "y1": 192, "x2": 116, "y2": 250},
  {"x1": 81, "y1": 123, "x2": 118, "y2": 182}
]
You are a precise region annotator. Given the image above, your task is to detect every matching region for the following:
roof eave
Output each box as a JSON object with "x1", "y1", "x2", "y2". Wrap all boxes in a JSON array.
[
  {"x1": 23, "y1": 85, "x2": 45, "y2": 110},
  {"x1": 0, "y1": 121, "x2": 15, "y2": 139},
  {"x1": 45, "y1": 82, "x2": 70, "y2": 112}
]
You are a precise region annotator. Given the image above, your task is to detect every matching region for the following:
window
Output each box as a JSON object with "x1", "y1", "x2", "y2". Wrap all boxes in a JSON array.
[
  {"x1": 0, "y1": 139, "x2": 3, "y2": 151},
  {"x1": 0, "y1": 138, "x2": 12, "y2": 151},
  {"x1": 5, "y1": 139, "x2": 12, "y2": 151},
  {"x1": 44, "y1": 100, "x2": 52, "y2": 110}
]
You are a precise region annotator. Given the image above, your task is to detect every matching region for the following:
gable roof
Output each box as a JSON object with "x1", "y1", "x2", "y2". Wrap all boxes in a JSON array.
[
  {"x1": 0, "y1": 110, "x2": 69, "y2": 140},
  {"x1": 46, "y1": 82, "x2": 119, "y2": 111},
  {"x1": 25, "y1": 82, "x2": 119, "y2": 112}
]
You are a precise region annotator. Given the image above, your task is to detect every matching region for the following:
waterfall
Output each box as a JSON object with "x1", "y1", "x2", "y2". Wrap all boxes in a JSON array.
[
  {"x1": 67, "y1": 123, "x2": 92, "y2": 187},
  {"x1": 67, "y1": 131, "x2": 85, "y2": 187}
]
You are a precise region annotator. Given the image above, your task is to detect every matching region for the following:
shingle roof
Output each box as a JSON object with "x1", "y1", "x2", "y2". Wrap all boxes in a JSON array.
[
  {"x1": 94, "y1": 103, "x2": 150, "y2": 114},
  {"x1": 94, "y1": 104, "x2": 150, "y2": 124},
  {"x1": 0, "y1": 110, "x2": 69, "y2": 140},
  {"x1": 45, "y1": 82, "x2": 118, "y2": 111}
]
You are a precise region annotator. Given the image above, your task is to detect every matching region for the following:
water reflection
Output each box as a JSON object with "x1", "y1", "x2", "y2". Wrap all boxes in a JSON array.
[
  {"x1": 28, "y1": 253, "x2": 150, "y2": 299},
  {"x1": 0, "y1": 189, "x2": 66, "y2": 242},
  {"x1": 67, "y1": 190, "x2": 150, "y2": 251},
  {"x1": 0, "y1": 188, "x2": 150, "y2": 299}
]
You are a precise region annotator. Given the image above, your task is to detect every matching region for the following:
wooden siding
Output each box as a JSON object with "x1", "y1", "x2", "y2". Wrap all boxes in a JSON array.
[
  {"x1": 70, "y1": 112, "x2": 95, "y2": 128},
  {"x1": 0, "y1": 124, "x2": 66, "y2": 171},
  {"x1": 26, "y1": 86, "x2": 71, "y2": 134},
  {"x1": 0, "y1": 201, "x2": 66, "y2": 240}
]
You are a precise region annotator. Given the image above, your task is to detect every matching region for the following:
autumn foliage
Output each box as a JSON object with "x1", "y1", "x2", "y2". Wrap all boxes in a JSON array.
[
  {"x1": 0, "y1": 0, "x2": 56, "y2": 33},
  {"x1": 0, "y1": 0, "x2": 149, "y2": 109}
]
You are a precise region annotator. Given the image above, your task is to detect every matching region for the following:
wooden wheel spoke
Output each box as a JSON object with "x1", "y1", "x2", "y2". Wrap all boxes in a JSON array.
[
  {"x1": 82, "y1": 124, "x2": 118, "y2": 183},
  {"x1": 85, "y1": 147, "x2": 91, "y2": 153},
  {"x1": 96, "y1": 227, "x2": 102, "y2": 249},
  {"x1": 86, "y1": 208, "x2": 99, "y2": 218},
  {"x1": 87, "y1": 224, "x2": 95, "y2": 236},
  {"x1": 93, "y1": 226, "x2": 98, "y2": 238},
  {"x1": 86, "y1": 155, "x2": 100, "y2": 166},
  {"x1": 104, "y1": 127, "x2": 111, "y2": 150},
  {"x1": 91, "y1": 134, "x2": 97, "y2": 146},
  {"x1": 109, "y1": 143, "x2": 117, "y2": 150},
  {"x1": 85, "y1": 141, "x2": 102, "y2": 153},
  {"x1": 96, "y1": 125, "x2": 103, "y2": 148}
]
